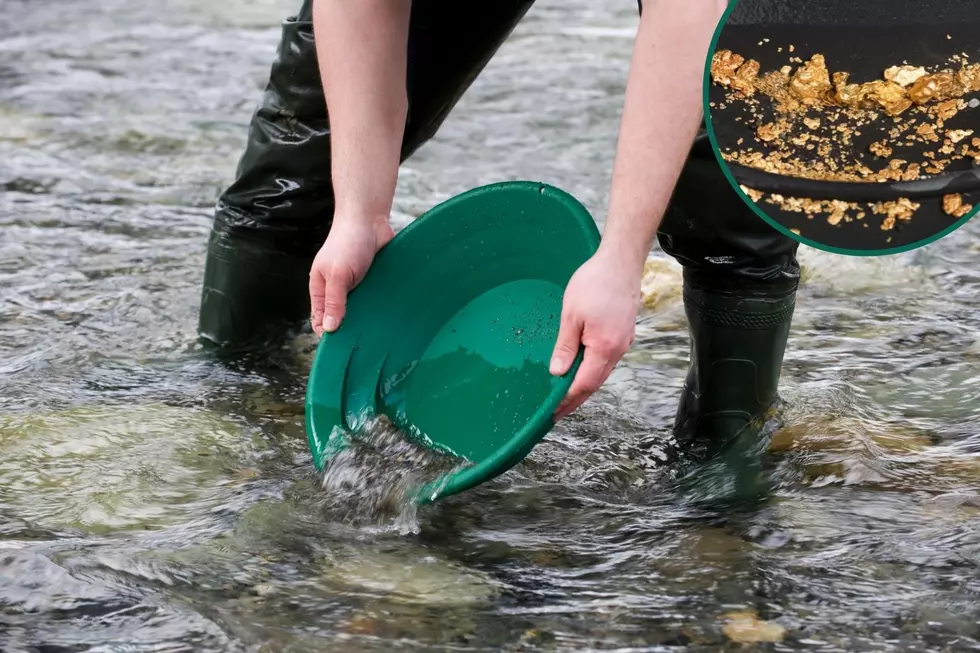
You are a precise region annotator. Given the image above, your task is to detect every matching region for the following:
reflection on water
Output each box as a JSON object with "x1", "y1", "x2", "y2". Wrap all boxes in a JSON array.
[{"x1": 3, "y1": 0, "x2": 980, "y2": 651}]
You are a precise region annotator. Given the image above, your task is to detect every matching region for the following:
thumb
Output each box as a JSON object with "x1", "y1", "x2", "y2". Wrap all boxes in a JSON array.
[
  {"x1": 550, "y1": 310, "x2": 583, "y2": 376},
  {"x1": 320, "y1": 265, "x2": 351, "y2": 333},
  {"x1": 308, "y1": 268, "x2": 326, "y2": 336}
]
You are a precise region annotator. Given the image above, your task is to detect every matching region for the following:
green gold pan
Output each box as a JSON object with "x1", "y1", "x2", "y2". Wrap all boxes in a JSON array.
[{"x1": 305, "y1": 181, "x2": 600, "y2": 503}]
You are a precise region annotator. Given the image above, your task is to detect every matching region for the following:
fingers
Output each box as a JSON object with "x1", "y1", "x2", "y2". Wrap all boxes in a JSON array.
[
  {"x1": 309, "y1": 263, "x2": 350, "y2": 336},
  {"x1": 319, "y1": 265, "x2": 349, "y2": 333},
  {"x1": 309, "y1": 269, "x2": 326, "y2": 336},
  {"x1": 550, "y1": 311, "x2": 583, "y2": 376},
  {"x1": 554, "y1": 346, "x2": 616, "y2": 421},
  {"x1": 554, "y1": 327, "x2": 634, "y2": 420}
]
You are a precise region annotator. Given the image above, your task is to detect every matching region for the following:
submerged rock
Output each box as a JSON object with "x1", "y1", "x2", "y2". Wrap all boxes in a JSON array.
[
  {"x1": 319, "y1": 544, "x2": 501, "y2": 607},
  {"x1": 721, "y1": 610, "x2": 786, "y2": 644},
  {"x1": 0, "y1": 403, "x2": 264, "y2": 533}
]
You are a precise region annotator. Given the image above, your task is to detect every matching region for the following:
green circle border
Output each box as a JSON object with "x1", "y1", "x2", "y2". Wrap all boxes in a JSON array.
[{"x1": 700, "y1": 0, "x2": 980, "y2": 257}]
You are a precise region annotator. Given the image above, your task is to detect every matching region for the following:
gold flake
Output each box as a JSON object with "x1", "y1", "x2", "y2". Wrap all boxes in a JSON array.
[{"x1": 869, "y1": 141, "x2": 892, "y2": 158}]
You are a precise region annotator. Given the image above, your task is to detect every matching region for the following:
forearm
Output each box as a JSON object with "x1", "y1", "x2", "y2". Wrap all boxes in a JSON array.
[
  {"x1": 312, "y1": 0, "x2": 411, "y2": 221},
  {"x1": 600, "y1": 0, "x2": 727, "y2": 272}
]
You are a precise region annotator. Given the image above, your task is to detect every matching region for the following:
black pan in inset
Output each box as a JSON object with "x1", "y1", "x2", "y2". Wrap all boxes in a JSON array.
[{"x1": 707, "y1": 6, "x2": 980, "y2": 250}]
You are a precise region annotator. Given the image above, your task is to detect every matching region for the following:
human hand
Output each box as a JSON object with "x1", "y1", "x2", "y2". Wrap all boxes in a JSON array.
[
  {"x1": 548, "y1": 248, "x2": 642, "y2": 420},
  {"x1": 309, "y1": 215, "x2": 394, "y2": 336}
]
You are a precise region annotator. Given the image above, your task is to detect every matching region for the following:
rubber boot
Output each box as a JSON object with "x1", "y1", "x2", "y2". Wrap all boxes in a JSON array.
[
  {"x1": 669, "y1": 270, "x2": 797, "y2": 502},
  {"x1": 199, "y1": 230, "x2": 316, "y2": 350}
]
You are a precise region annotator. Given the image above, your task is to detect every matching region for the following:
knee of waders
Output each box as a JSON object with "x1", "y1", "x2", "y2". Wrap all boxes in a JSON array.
[{"x1": 657, "y1": 145, "x2": 802, "y2": 286}]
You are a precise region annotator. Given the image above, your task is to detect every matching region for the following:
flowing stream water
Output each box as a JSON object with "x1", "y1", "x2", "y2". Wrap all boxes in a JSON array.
[{"x1": 3, "y1": 0, "x2": 980, "y2": 651}]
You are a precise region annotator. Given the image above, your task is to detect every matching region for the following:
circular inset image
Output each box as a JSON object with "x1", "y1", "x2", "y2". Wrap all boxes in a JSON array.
[{"x1": 703, "y1": 0, "x2": 980, "y2": 255}]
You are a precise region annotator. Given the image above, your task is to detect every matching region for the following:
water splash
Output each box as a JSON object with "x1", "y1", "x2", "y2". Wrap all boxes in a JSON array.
[{"x1": 315, "y1": 415, "x2": 468, "y2": 530}]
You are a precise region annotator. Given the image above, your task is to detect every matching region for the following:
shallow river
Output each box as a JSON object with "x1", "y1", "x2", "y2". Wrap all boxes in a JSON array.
[{"x1": 3, "y1": 1, "x2": 980, "y2": 651}]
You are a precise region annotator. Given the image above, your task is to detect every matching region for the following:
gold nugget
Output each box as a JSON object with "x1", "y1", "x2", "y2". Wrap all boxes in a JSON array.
[
  {"x1": 947, "y1": 129, "x2": 974, "y2": 144},
  {"x1": 942, "y1": 194, "x2": 974, "y2": 218},
  {"x1": 908, "y1": 73, "x2": 966, "y2": 104},
  {"x1": 732, "y1": 59, "x2": 761, "y2": 96},
  {"x1": 830, "y1": 72, "x2": 866, "y2": 108},
  {"x1": 711, "y1": 50, "x2": 745, "y2": 87},
  {"x1": 884, "y1": 65, "x2": 927, "y2": 87},
  {"x1": 863, "y1": 80, "x2": 914, "y2": 116},
  {"x1": 790, "y1": 54, "x2": 833, "y2": 104}
]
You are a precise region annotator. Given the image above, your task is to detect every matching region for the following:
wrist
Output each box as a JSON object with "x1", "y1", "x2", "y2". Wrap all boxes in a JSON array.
[
  {"x1": 597, "y1": 228, "x2": 652, "y2": 276},
  {"x1": 333, "y1": 205, "x2": 391, "y2": 228}
]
